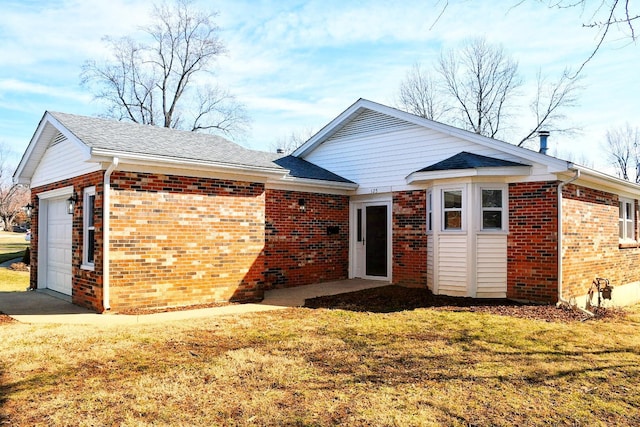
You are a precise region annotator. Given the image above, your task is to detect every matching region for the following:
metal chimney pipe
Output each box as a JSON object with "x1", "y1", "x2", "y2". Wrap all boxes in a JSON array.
[{"x1": 538, "y1": 130, "x2": 550, "y2": 155}]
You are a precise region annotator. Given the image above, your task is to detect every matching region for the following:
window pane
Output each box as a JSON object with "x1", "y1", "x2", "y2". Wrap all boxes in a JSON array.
[
  {"x1": 357, "y1": 209, "x2": 362, "y2": 242},
  {"x1": 444, "y1": 211, "x2": 462, "y2": 229},
  {"x1": 87, "y1": 229, "x2": 95, "y2": 263},
  {"x1": 88, "y1": 195, "x2": 95, "y2": 227},
  {"x1": 444, "y1": 191, "x2": 462, "y2": 209},
  {"x1": 620, "y1": 220, "x2": 624, "y2": 239},
  {"x1": 482, "y1": 211, "x2": 502, "y2": 229},
  {"x1": 482, "y1": 189, "x2": 502, "y2": 208},
  {"x1": 619, "y1": 202, "x2": 624, "y2": 219}
]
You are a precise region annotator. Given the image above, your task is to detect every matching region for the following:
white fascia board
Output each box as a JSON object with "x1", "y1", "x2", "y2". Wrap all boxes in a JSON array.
[
  {"x1": 13, "y1": 112, "x2": 91, "y2": 185},
  {"x1": 293, "y1": 98, "x2": 571, "y2": 174},
  {"x1": 267, "y1": 176, "x2": 358, "y2": 195},
  {"x1": 45, "y1": 113, "x2": 92, "y2": 160},
  {"x1": 406, "y1": 166, "x2": 532, "y2": 184},
  {"x1": 292, "y1": 98, "x2": 367, "y2": 157},
  {"x1": 571, "y1": 165, "x2": 640, "y2": 196},
  {"x1": 90, "y1": 149, "x2": 288, "y2": 180}
]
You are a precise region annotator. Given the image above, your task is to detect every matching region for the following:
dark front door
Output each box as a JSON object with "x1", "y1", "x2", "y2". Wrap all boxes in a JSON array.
[{"x1": 365, "y1": 205, "x2": 387, "y2": 277}]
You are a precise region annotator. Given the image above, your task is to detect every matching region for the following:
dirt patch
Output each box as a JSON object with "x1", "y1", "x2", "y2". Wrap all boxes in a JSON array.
[
  {"x1": 117, "y1": 301, "x2": 236, "y2": 315},
  {"x1": 304, "y1": 285, "x2": 627, "y2": 322}
]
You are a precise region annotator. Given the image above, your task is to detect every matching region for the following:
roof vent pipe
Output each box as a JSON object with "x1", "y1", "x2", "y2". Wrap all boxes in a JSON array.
[
  {"x1": 538, "y1": 130, "x2": 550, "y2": 155},
  {"x1": 276, "y1": 148, "x2": 284, "y2": 154}
]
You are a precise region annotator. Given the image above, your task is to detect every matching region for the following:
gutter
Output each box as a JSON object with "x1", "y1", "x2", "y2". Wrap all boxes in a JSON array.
[
  {"x1": 102, "y1": 157, "x2": 119, "y2": 311},
  {"x1": 556, "y1": 169, "x2": 594, "y2": 317}
]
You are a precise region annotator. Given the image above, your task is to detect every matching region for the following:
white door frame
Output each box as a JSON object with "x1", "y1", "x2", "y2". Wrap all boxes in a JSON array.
[
  {"x1": 349, "y1": 196, "x2": 392, "y2": 282},
  {"x1": 37, "y1": 186, "x2": 74, "y2": 293}
]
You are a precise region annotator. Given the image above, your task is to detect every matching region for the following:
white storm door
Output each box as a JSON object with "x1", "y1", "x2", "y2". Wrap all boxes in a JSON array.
[
  {"x1": 352, "y1": 201, "x2": 391, "y2": 281},
  {"x1": 45, "y1": 198, "x2": 73, "y2": 295}
]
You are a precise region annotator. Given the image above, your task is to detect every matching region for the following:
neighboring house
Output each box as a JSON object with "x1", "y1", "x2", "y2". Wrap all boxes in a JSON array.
[{"x1": 13, "y1": 99, "x2": 640, "y2": 312}]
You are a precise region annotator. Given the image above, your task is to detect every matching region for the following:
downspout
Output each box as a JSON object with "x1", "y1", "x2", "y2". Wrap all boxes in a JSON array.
[
  {"x1": 102, "y1": 157, "x2": 119, "y2": 311},
  {"x1": 557, "y1": 169, "x2": 593, "y2": 316}
]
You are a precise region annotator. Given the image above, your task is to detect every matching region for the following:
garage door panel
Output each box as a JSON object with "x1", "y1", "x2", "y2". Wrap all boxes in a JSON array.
[{"x1": 45, "y1": 198, "x2": 72, "y2": 296}]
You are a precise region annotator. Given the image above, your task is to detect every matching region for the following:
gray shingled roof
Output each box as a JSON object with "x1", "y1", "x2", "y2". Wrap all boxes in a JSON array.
[
  {"x1": 272, "y1": 155, "x2": 355, "y2": 183},
  {"x1": 49, "y1": 111, "x2": 353, "y2": 184},
  {"x1": 417, "y1": 151, "x2": 528, "y2": 172},
  {"x1": 49, "y1": 111, "x2": 283, "y2": 172}
]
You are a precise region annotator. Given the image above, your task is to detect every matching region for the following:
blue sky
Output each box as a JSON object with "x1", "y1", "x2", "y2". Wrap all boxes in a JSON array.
[{"x1": 1, "y1": 0, "x2": 639, "y2": 174}]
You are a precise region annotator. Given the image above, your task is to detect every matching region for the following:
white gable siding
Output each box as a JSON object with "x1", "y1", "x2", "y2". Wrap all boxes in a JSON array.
[
  {"x1": 31, "y1": 136, "x2": 100, "y2": 187},
  {"x1": 304, "y1": 117, "x2": 552, "y2": 191}
]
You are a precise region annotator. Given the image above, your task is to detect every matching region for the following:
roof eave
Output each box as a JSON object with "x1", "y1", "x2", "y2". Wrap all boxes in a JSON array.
[
  {"x1": 570, "y1": 164, "x2": 640, "y2": 195},
  {"x1": 90, "y1": 149, "x2": 288, "y2": 179},
  {"x1": 406, "y1": 166, "x2": 532, "y2": 184}
]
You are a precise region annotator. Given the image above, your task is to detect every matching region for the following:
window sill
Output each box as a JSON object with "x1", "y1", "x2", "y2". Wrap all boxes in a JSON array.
[
  {"x1": 618, "y1": 242, "x2": 639, "y2": 249},
  {"x1": 80, "y1": 263, "x2": 95, "y2": 271}
]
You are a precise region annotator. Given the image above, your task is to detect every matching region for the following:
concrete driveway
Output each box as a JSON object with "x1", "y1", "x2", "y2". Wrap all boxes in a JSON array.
[{"x1": 0, "y1": 278, "x2": 388, "y2": 326}]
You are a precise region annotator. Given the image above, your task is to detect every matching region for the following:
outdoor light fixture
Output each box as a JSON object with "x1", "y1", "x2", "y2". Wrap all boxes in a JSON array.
[
  {"x1": 23, "y1": 203, "x2": 34, "y2": 218},
  {"x1": 66, "y1": 193, "x2": 78, "y2": 215},
  {"x1": 298, "y1": 198, "x2": 306, "y2": 212}
]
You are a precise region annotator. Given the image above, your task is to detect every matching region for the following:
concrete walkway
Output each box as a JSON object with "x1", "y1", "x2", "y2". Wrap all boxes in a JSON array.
[{"x1": 0, "y1": 278, "x2": 388, "y2": 326}]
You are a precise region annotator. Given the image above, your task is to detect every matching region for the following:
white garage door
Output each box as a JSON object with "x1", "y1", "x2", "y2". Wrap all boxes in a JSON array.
[{"x1": 45, "y1": 198, "x2": 72, "y2": 295}]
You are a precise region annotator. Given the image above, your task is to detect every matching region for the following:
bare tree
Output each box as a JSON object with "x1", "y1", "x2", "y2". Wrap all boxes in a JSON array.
[
  {"x1": 604, "y1": 123, "x2": 640, "y2": 182},
  {"x1": 396, "y1": 38, "x2": 580, "y2": 145},
  {"x1": 81, "y1": 0, "x2": 250, "y2": 138},
  {"x1": 0, "y1": 144, "x2": 30, "y2": 231},
  {"x1": 529, "y1": 0, "x2": 639, "y2": 75},
  {"x1": 397, "y1": 63, "x2": 449, "y2": 121},
  {"x1": 271, "y1": 128, "x2": 316, "y2": 155},
  {"x1": 517, "y1": 69, "x2": 583, "y2": 146},
  {"x1": 438, "y1": 38, "x2": 522, "y2": 138}
]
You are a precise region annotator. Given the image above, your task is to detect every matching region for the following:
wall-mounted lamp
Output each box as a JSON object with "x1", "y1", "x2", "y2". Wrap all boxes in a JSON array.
[
  {"x1": 66, "y1": 193, "x2": 78, "y2": 215},
  {"x1": 23, "y1": 203, "x2": 34, "y2": 218},
  {"x1": 298, "y1": 198, "x2": 306, "y2": 212}
]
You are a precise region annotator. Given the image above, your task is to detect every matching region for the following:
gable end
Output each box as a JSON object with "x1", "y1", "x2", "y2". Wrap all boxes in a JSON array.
[{"x1": 329, "y1": 109, "x2": 415, "y2": 141}]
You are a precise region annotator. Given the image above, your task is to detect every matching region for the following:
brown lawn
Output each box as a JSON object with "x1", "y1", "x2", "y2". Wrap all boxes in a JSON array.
[{"x1": 1, "y1": 287, "x2": 639, "y2": 426}]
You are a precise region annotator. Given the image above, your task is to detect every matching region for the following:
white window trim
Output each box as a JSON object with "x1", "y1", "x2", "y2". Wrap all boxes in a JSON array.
[
  {"x1": 81, "y1": 186, "x2": 96, "y2": 271},
  {"x1": 479, "y1": 185, "x2": 508, "y2": 232},
  {"x1": 619, "y1": 197, "x2": 636, "y2": 243},
  {"x1": 441, "y1": 188, "x2": 465, "y2": 232}
]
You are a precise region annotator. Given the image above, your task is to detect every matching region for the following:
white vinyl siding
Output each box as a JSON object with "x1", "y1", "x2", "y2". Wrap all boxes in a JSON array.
[
  {"x1": 305, "y1": 125, "x2": 542, "y2": 191},
  {"x1": 476, "y1": 234, "x2": 508, "y2": 298},
  {"x1": 426, "y1": 236, "x2": 434, "y2": 291},
  {"x1": 437, "y1": 234, "x2": 468, "y2": 296},
  {"x1": 31, "y1": 136, "x2": 100, "y2": 187}
]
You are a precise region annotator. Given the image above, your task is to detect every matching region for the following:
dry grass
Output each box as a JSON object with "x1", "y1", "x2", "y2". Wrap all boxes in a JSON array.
[
  {"x1": 0, "y1": 233, "x2": 29, "y2": 292},
  {"x1": 1, "y1": 304, "x2": 639, "y2": 426}
]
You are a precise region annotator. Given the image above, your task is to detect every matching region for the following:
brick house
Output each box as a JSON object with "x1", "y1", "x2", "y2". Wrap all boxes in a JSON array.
[{"x1": 14, "y1": 99, "x2": 640, "y2": 312}]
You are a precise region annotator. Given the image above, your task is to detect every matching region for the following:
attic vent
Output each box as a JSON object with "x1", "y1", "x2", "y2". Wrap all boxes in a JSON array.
[
  {"x1": 330, "y1": 110, "x2": 414, "y2": 140},
  {"x1": 50, "y1": 131, "x2": 67, "y2": 147}
]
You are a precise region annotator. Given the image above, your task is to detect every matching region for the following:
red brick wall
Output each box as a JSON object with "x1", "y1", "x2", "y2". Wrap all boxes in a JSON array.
[
  {"x1": 29, "y1": 171, "x2": 105, "y2": 311},
  {"x1": 507, "y1": 181, "x2": 559, "y2": 302},
  {"x1": 264, "y1": 189, "x2": 349, "y2": 290},
  {"x1": 392, "y1": 190, "x2": 427, "y2": 287},
  {"x1": 562, "y1": 185, "x2": 640, "y2": 298},
  {"x1": 108, "y1": 172, "x2": 266, "y2": 311}
]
